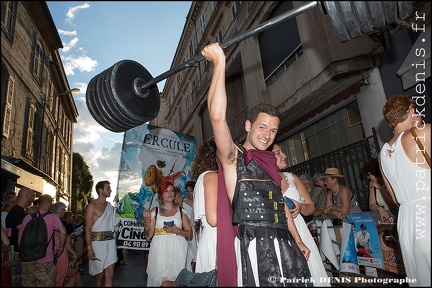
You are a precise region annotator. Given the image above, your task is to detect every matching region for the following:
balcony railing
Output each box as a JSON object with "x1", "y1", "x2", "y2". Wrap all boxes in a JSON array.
[{"x1": 284, "y1": 132, "x2": 380, "y2": 211}]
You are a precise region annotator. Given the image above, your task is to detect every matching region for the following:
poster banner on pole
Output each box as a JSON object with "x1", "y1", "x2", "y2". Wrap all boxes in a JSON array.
[{"x1": 114, "y1": 123, "x2": 196, "y2": 250}]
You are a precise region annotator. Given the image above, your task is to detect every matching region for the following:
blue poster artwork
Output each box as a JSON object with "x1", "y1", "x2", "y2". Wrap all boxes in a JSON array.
[{"x1": 114, "y1": 123, "x2": 196, "y2": 250}]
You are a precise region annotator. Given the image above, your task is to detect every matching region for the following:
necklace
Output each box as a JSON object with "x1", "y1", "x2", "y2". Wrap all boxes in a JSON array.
[{"x1": 332, "y1": 186, "x2": 342, "y2": 196}]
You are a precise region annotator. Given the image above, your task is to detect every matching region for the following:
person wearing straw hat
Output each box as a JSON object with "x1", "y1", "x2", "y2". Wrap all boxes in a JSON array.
[{"x1": 322, "y1": 168, "x2": 362, "y2": 219}]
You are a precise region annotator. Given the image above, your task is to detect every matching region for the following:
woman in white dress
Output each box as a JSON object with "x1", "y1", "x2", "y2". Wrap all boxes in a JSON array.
[
  {"x1": 143, "y1": 181, "x2": 192, "y2": 287},
  {"x1": 271, "y1": 143, "x2": 331, "y2": 287},
  {"x1": 380, "y1": 95, "x2": 430, "y2": 287},
  {"x1": 191, "y1": 140, "x2": 218, "y2": 273}
]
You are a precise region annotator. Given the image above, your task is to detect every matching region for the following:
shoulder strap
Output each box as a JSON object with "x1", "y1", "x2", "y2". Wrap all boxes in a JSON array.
[
  {"x1": 410, "y1": 127, "x2": 431, "y2": 167},
  {"x1": 179, "y1": 206, "x2": 183, "y2": 218},
  {"x1": 234, "y1": 144, "x2": 244, "y2": 153},
  {"x1": 41, "y1": 211, "x2": 52, "y2": 218}
]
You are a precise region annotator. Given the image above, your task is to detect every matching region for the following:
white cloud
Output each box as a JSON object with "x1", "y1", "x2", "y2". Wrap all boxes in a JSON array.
[
  {"x1": 62, "y1": 55, "x2": 97, "y2": 76},
  {"x1": 61, "y1": 37, "x2": 79, "y2": 53},
  {"x1": 58, "y1": 29, "x2": 77, "y2": 36},
  {"x1": 66, "y1": 2, "x2": 90, "y2": 23}
]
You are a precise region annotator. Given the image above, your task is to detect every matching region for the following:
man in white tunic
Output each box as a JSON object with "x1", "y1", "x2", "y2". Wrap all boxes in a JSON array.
[{"x1": 85, "y1": 180, "x2": 117, "y2": 287}]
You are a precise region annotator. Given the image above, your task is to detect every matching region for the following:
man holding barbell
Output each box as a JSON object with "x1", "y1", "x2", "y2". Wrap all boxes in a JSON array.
[{"x1": 202, "y1": 42, "x2": 312, "y2": 287}]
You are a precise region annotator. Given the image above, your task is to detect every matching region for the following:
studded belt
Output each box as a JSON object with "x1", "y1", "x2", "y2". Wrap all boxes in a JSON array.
[{"x1": 91, "y1": 231, "x2": 114, "y2": 241}]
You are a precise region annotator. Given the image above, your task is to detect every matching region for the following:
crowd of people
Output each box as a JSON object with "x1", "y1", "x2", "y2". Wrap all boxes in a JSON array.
[
  {"x1": 1, "y1": 42, "x2": 429, "y2": 287},
  {"x1": 1, "y1": 188, "x2": 87, "y2": 287}
]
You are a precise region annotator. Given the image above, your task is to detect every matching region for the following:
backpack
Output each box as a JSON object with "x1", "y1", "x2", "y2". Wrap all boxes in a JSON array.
[{"x1": 19, "y1": 211, "x2": 53, "y2": 261}]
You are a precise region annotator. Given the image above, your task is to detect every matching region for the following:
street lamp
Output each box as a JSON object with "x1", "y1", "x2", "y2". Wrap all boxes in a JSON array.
[{"x1": 52, "y1": 88, "x2": 80, "y2": 98}]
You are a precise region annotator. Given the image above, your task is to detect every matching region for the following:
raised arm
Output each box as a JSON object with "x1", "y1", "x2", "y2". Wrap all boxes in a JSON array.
[
  {"x1": 143, "y1": 207, "x2": 156, "y2": 241},
  {"x1": 201, "y1": 43, "x2": 238, "y2": 201},
  {"x1": 201, "y1": 43, "x2": 234, "y2": 162}
]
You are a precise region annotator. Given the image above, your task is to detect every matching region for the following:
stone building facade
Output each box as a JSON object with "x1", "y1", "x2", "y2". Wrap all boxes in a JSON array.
[{"x1": 1, "y1": 1, "x2": 78, "y2": 205}]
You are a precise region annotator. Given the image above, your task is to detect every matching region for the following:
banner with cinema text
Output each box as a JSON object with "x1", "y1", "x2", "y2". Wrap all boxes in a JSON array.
[{"x1": 114, "y1": 123, "x2": 196, "y2": 250}]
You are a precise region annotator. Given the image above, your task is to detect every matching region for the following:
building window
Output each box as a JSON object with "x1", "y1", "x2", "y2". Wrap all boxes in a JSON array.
[
  {"x1": 46, "y1": 129, "x2": 54, "y2": 176},
  {"x1": 1, "y1": 1, "x2": 17, "y2": 39},
  {"x1": 200, "y1": 12, "x2": 206, "y2": 35},
  {"x1": 33, "y1": 40, "x2": 44, "y2": 82},
  {"x1": 189, "y1": 43, "x2": 194, "y2": 59},
  {"x1": 185, "y1": 93, "x2": 190, "y2": 115},
  {"x1": 46, "y1": 80, "x2": 55, "y2": 113},
  {"x1": 51, "y1": 135, "x2": 57, "y2": 177},
  {"x1": 3, "y1": 76, "x2": 15, "y2": 138},
  {"x1": 64, "y1": 155, "x2": 69, "y2": 195},
  {"x1": 26, "y1": 101, "x2": 37, "y2": 157},
  {"x1": 58, "y1": 108, "x2": 64, "y2": 135},
  {"x1": 280, "y1": 101, "x2": 365, "y2": 167},
  {"x1": 177, "y1": 106, "x2": 183, "y2": 129},
  {"x1": 258, "y1": 1, "x2": 302, "y2": 83}
]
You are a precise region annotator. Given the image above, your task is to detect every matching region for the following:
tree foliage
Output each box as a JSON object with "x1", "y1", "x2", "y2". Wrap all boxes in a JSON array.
[{"x1": 72, "y1": 152, "x2": 94, "y2": 214}]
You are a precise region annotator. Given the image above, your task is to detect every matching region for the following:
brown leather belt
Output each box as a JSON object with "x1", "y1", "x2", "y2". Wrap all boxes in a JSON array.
[{"x1": 91, "y1": 231, "x2": 114, "y2": 241}]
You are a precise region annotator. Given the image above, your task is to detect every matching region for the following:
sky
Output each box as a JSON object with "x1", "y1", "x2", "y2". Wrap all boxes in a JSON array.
[{"x1": 46, "y1": 1, "x2": 192, "y2": 201}]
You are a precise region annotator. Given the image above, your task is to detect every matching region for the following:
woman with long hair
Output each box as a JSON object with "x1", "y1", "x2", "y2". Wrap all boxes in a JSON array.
[{"x1": 191, "y1": 140, "x2": 218, "y2": 273}]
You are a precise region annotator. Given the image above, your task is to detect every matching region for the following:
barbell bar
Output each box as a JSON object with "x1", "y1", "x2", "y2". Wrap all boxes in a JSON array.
[{"x1": 86, "y1": 1, "x2": 412, "y2": 133}]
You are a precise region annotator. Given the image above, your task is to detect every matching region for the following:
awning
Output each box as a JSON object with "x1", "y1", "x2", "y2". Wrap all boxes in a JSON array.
[
  {"x1": 1, "y1": 158, "x2": 21, "y2": 178},
  {"x1": 397, "y1": 24, "x2": 431, "y2": 90}
]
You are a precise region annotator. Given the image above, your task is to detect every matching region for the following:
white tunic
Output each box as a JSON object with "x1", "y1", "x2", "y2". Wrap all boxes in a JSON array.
[
  {"x1": 89, "y1": 203, "x2": 117, "y2": 276},
  {"x1": 282, "y1": 172, "x2": 330, "y2": 287},
  {"x1": 381, "y1": 131, "x2": 431, "y2": 287},
  {"x1": 193, "y1": 170, "x2": 217, "y2": 273}
]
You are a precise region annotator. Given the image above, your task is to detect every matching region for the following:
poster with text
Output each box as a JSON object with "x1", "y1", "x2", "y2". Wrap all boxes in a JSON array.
[
  {"x1": 341, "y1": 212, "x2": 384, "y2": 277},
  {"x1": 114, "y1": 123, "x2": 196, "y2": 250}
]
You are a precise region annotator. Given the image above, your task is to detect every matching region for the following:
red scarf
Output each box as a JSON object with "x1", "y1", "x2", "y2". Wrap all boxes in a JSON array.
[
  {"x1": 216, "y1": 160, "x2": 238, "y2": 286},
  {"x1": 243, "y1": 149, "x2": 282, "y2": 185}
]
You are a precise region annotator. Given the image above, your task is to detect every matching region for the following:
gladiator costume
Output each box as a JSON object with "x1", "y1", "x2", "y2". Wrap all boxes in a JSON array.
[{"x1": 232, "y1": 146, "x2": 312, "y2": 287}]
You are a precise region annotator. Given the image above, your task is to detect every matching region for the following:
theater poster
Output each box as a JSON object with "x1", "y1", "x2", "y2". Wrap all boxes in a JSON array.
[
  {"x1": 340, "y1": 212, "x2": 384, "y2": 277},
  {"x1": 114, "y1": 123, "x2": 196, "y2": 250}
]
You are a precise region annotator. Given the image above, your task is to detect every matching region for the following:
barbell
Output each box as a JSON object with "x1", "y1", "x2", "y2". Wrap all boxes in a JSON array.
[{"x1": 86, "y1": 1, "x2": 412, "y2": 133}]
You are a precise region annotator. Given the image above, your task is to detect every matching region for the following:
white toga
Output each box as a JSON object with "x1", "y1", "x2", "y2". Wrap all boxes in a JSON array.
[{"x1": 89, "y1": 203, "x2": 117, "y2": 276}]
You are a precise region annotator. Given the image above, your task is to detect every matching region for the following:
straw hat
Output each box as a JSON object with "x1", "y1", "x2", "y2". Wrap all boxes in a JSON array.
[{"x1": 323, "y1": 167, "x2": 344, "y2": 178}]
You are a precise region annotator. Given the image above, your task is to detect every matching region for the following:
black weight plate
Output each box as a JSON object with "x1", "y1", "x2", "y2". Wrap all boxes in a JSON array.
[
  {"x1": 398, "y1": 1, "x2": 412, "y2": 20},
  {"x1": 382, "y1": 1, "x2": 397, "y2": 24},
  {"x1": 86, "y1": 70, "x2": 128, "y2": 132},
  {"x1": 367, "y1": 2, "x2": 386, "y2": 30},
  {"x1": 337, "y1": 1, "x2": 362, "y2": 39},
  {"x1": 109, "y1": 60, "x2": 160, "y2": 125},
  {"x1": 324, "y1": 1, "x2": 351, "y2": 42},
  {"x1": 98, "y1": 64, "x2": 145, "y2": 129},
  {"x1": 351, "y1": 1, "x2": 374, "y2": 34}
]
